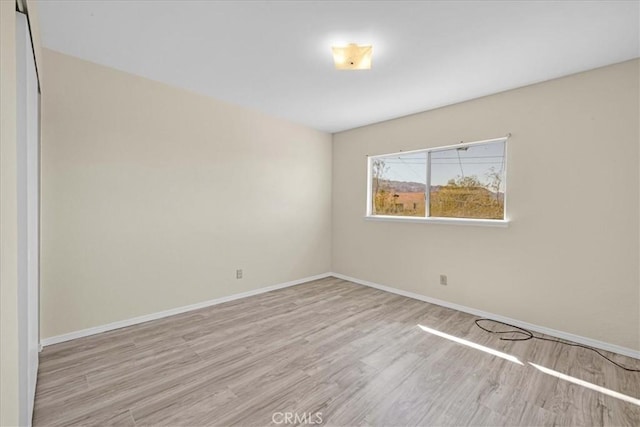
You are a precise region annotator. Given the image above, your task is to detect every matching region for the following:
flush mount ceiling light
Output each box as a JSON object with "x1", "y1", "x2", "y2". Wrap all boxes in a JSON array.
[{"x1": 331, "y1": 43, "x2": 372, "y2": 70}]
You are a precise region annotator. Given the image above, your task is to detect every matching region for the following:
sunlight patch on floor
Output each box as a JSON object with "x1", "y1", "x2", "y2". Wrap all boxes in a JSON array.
[
  {"x1": 529, "y1": 362, "x2": 640, "y2": 407},
  {"x1": 417, "y1": 324, "x2": 640, "y2": 407},
  {"x1": 417, "y1": 324, "x2": 523, "y2": 365}
]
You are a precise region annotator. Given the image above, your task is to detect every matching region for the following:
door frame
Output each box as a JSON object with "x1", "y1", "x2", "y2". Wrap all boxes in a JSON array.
[{"x1": 16, "y1": 11, "x2": 40, "y2": 426}]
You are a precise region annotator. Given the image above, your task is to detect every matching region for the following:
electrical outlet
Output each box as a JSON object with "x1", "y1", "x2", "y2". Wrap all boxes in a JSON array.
[
  {"x1": 439, "y1": 274, "x2": 447, "y2": 286},
  {"x1": 236, "y1": 269, "x2": 243, "y2": 279}
]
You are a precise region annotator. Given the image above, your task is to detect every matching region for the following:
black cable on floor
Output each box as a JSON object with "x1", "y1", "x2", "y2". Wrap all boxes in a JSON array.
[{"x1": 474, "y1": 318, "x2": 640, "y2": 372}]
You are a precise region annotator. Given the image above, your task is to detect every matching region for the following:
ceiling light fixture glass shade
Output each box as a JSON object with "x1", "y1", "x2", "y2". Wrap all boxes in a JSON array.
[{"x1": 332, "y1": 44, "x2": 372, "y2": 70}]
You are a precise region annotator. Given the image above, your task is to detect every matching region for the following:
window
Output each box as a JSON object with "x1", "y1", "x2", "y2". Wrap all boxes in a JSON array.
[{"x1": 367, "y1": 138, "x2": 507, "y2": 224}]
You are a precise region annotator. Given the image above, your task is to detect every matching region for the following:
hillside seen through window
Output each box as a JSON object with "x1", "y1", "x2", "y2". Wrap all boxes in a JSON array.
[{"x1": 370, "y1": 140, "x2": 506, "y2": 220}]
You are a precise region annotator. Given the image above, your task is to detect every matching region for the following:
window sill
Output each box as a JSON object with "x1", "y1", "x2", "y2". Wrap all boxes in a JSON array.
[{"x1": 364, "y1": 215, "x2": 510, "y2": 227}]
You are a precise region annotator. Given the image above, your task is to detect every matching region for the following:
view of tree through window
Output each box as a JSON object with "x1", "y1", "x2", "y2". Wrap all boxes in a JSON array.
[
  {"x1": 370, "y1": 140, "x2": 506, "y2": 220},
  {"x1": 371, "y1": 152, "x2": 426, "y2": 217}
]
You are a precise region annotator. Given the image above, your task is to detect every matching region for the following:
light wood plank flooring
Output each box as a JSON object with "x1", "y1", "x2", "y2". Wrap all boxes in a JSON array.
[{"x1": 34, "y1": 277, "x2": 640, "y2": 426}]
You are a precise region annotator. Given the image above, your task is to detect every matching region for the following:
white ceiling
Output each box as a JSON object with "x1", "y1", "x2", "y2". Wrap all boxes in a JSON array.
[{"x1": 37, "y1": 1, "x2": 639, "y2": 133}]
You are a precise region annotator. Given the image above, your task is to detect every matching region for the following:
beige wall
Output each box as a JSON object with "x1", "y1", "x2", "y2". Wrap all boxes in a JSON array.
[
  {"x1": 1, "y1": 1, "x2": 20, "y2": 425},
  {"x1": 332, "y1": 60, "x2": 640, "y2": 351},
  {"x1": 41, "y1": 49, "x2": 332, "y2": 339}
]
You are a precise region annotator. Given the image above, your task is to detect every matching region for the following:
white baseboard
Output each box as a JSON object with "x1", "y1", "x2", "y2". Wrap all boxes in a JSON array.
[
  {"x1": 41, "y1": 273, "x2": 332, "y2": 347},
  {"x1": 330, "y1": 272, "x2": 640, "y2": 360},
  {"x1": 41, "y1": 271, "x2": 640, "y2": 360}
]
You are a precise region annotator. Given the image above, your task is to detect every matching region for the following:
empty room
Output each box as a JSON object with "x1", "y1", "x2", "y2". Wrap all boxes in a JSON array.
[{"x1": 1, "y1": 0, "x2": 640, "y2": 426}]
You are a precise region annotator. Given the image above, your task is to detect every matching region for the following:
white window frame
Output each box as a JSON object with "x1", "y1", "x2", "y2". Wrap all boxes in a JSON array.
[{"x1": 365, "y1": 137, "x2": 509, "y2": 227}]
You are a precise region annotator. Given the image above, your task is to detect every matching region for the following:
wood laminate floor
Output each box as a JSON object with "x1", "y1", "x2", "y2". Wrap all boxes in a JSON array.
[{"x1": 34, "y1": 277, "x2": 640, "y2": 426}]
